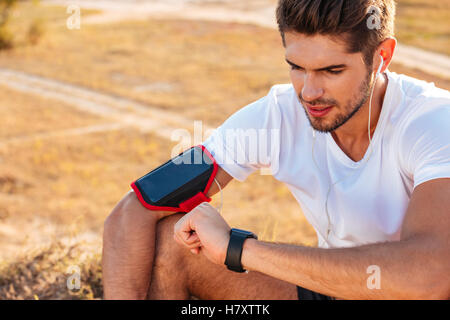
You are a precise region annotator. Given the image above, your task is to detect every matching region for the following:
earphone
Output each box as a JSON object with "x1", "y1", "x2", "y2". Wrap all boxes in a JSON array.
[
  {"x1": 311, "y1": 54, "x2": 384, "y2": 245},
  {"x1": 368, "y1": 55, "x2": 385, "y2": 142},
  {"x1": 213, "y1": 177, "x2": 223, "y2": 214}
]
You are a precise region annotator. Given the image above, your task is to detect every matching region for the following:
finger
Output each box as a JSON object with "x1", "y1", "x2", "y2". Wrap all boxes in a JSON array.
[
  {"x1": 191, "y1": 246, "x2": 202, "y2": 255},
  {"x1": 179, "y1": 236, "x2": 201, "y2": 249},
  {"x1": 174, "y1": 215, "x2": 195, "y2": 243},
  {"x1": 187, "y1": 241, "x2": 202, "y2": 250},
  {"x1": 173, "y1": 232, "x2": 183, "y2": 246},
  {"x1": 185, "y1": 231, "x2": 199, "y2": 244},
  {"x1": 174, "y1": 231, "x2": 201, "y2": 250},
  {"x1": 174, "y1": 230, "x2": 188, "y2": 246},
  {"x1": 175, "y1": 213, "x2": 197, "y2": 243},
  {"x1": 174, "y1": 231, "x2": 187, "y2": 247},
  {"x1": 175, "y1": 229, "x2": 198, "y2": 247}
]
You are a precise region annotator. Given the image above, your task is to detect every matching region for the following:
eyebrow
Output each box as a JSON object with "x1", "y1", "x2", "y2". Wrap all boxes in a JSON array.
[{"x1": 285, "y1": 58, "x2": 347, "y2": 71}]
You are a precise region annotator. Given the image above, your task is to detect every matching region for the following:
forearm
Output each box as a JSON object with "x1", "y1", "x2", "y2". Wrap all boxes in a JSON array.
[{"x1": 241, "y1": 237, "x2": 447, "y2": 299}]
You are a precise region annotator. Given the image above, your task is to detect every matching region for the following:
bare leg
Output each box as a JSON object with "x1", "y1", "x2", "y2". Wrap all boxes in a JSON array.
[
  {"x1": 102, "y1": 191, "x2": 172, "y2": 299},
  {"x1": 148, "y1": 214, "x2": 298, "y2": 300},
  {"x1": 102, "y1": 168, "x2": 232, "y2": 299}
]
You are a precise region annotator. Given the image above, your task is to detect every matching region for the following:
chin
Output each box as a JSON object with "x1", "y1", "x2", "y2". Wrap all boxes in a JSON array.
[
  {"x1": 311, "y1": 123, "x2": 334, "y2": 133},
  {"x1": 306, "y1": 113, "x2": 336, "y2": 133},
  {"x1": 307, "y1": 107, "x2": 357, "y2": 133}
]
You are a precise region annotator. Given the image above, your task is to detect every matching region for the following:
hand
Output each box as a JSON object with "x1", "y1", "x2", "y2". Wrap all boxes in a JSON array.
[{"x1": 173, "y1": 202, "x2": 231, "y2": 266}]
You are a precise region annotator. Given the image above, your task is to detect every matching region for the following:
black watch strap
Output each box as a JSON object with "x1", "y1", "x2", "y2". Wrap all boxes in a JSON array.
[{"x1": 224, "y1": 228, "x2": 257, "y2": 273}]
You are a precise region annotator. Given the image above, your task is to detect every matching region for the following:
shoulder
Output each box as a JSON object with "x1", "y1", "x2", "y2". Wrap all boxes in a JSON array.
[
  {"x1": 388, "y1": 72, "x2": 450, "y2": 176},
  {"x1": 387, "y1": 71, "x2": 450, "y2": 137}
]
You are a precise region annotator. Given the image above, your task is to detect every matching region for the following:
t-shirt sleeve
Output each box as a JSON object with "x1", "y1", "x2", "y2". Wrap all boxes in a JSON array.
[
  {"x1": 399, "y1": 105, "x2": 450, "y2": 189},
  {"x1": 202, "y1": 86, "x2": 282, "y2": 182}
]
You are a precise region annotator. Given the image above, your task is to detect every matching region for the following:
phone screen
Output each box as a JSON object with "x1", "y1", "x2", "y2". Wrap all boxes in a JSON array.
[{"x1": 136, "y1": 147, "x2": 213, "y2": 204}]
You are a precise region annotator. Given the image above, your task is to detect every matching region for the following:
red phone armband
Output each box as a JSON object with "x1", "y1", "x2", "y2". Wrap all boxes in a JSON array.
[{"x1": 130, "y1": 145, "x2": 218, "y2": 213}]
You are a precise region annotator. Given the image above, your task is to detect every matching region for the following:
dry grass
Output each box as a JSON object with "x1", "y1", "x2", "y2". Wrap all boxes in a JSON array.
[
  {"x1": 0, "y1": 87, "x2": 105, "y2": 139},
  {"x1": 396, "y1": 0, "x2": 450, "y2": 56},
  {"x1": 0, "y1": 240, "x2": 102, "y2": 300},
  {"x1": 0, "y1": 2, "x2": 448, "y2": 299}
]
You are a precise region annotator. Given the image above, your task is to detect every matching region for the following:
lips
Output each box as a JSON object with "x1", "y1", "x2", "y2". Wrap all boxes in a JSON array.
[{"x1": 305, "y1": 103, "x2": 333, "y2": 117}]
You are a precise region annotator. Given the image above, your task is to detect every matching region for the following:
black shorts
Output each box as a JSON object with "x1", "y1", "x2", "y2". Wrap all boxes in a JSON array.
[{"x1": 296, "y1": 285, "x2": 335, "y2": 300}]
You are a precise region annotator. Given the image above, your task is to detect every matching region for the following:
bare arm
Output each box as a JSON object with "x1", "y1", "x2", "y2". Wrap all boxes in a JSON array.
[
  {"x1": 240, "y1": 178, "x2": 450, "y2": 299},
  {"x1": 205, "y1": 167, "x2": 234, "y2": 200}
]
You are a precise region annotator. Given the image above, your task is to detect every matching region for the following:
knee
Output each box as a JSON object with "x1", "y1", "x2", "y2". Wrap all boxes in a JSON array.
[
  {"x1": 154, "y1": 213, "x2": 187, "y2": 261},
  {"x1": 103, "y1": 190, "x2": 158, "y2": 243},
  {"x1": 155, "y1": 213, "x2": 185, "y2": 248}
]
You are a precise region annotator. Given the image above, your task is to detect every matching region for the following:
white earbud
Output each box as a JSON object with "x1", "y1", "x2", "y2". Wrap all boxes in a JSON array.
[
  {"x1": 376, "y1": 54, "x2": 384, "y2": 76},
  {"x1": 368, "y1": 54, "x2": 384, "y2": 142}
]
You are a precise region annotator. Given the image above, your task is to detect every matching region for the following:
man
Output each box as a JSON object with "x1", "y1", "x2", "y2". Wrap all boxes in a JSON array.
[{"x1": 102, "y1": 0, "x2": 449, "y2": 300}]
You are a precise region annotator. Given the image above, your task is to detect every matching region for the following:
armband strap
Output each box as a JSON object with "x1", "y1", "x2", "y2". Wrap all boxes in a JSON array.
[{"x1": 179, "y1": 191, "x2": 211, "y2": 212}]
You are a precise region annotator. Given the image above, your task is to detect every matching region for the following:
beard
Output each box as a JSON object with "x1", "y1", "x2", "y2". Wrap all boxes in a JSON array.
[{"x1": 300, "y1": 70, "x2": 374, "y2": 133}]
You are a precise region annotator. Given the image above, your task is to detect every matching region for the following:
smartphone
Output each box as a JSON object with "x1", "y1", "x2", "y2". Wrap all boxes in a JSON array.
[{"x1": 131, "y1": 146, "x2": 216, "y2": 208}]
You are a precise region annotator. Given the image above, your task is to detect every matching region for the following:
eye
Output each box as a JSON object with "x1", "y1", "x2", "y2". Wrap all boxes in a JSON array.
[
  {"x1": 327, "y1": 69, "x2": 343, "y2": 75},
  {"x1": 290, "y1": 65, "x2": 303, "y2": 71}
]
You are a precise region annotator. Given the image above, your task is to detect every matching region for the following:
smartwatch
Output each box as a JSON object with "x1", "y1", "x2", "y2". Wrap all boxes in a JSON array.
[{"x1": 224, "y1": 228, "x2": 258, "y2": 273}]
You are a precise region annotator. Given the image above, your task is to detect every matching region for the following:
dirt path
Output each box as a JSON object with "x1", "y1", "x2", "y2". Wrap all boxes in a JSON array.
[
  {"x1": 0, "y1": 68, "x2": 213, "y2": 147},
  {"x1": 46, "y1": 0, "x2": 450, "y2": 80}
]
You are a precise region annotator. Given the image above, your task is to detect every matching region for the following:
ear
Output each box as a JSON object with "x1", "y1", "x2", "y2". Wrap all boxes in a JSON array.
[{"x1": 375, "y1": 37, "x2": 397, "y2": 73}]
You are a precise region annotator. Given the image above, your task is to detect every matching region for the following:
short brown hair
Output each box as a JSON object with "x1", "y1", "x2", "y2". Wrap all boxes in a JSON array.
[{"x1": 276, "y1": 0, "x2": 396, "y2": 66}]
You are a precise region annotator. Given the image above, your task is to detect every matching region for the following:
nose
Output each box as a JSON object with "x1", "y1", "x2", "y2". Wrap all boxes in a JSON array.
[{"x1": 301, "y1": 73, "x2": 324, "y2": 102}]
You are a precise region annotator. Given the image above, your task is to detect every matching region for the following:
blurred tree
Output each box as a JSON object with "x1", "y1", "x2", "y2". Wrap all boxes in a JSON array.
[
  {"x1": 28, "y1": 0, "x2": 45, "y2": 45},
  {"x1": 0, "y1": 0, "x2": 17, "y2": 50},
  {"x1": 27, "y1": 18, "x2": 45, "y2": 45}
]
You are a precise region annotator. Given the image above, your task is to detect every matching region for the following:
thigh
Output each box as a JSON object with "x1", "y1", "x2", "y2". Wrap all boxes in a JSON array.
[{"x1": 150, "y1": 213, "x2": 298, "y2": 300}]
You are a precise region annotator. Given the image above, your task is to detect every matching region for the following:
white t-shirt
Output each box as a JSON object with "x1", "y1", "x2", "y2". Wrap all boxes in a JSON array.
[{"x1": 202, "y1": 70, "x2": 450, "y2": 248}]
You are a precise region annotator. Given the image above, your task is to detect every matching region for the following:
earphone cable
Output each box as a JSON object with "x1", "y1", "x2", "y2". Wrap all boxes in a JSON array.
[{"x1": 213, "y1": 177, "x2": 223, "y2": 214}]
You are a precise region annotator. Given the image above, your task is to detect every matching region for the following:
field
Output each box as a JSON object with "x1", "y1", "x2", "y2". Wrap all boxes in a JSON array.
[
  {"x1": 396, "y1": 0, "x2": 450, "y2": 55},
  {"x1": 0, "y1": 1, "x2": 448, "y2": 299}
]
